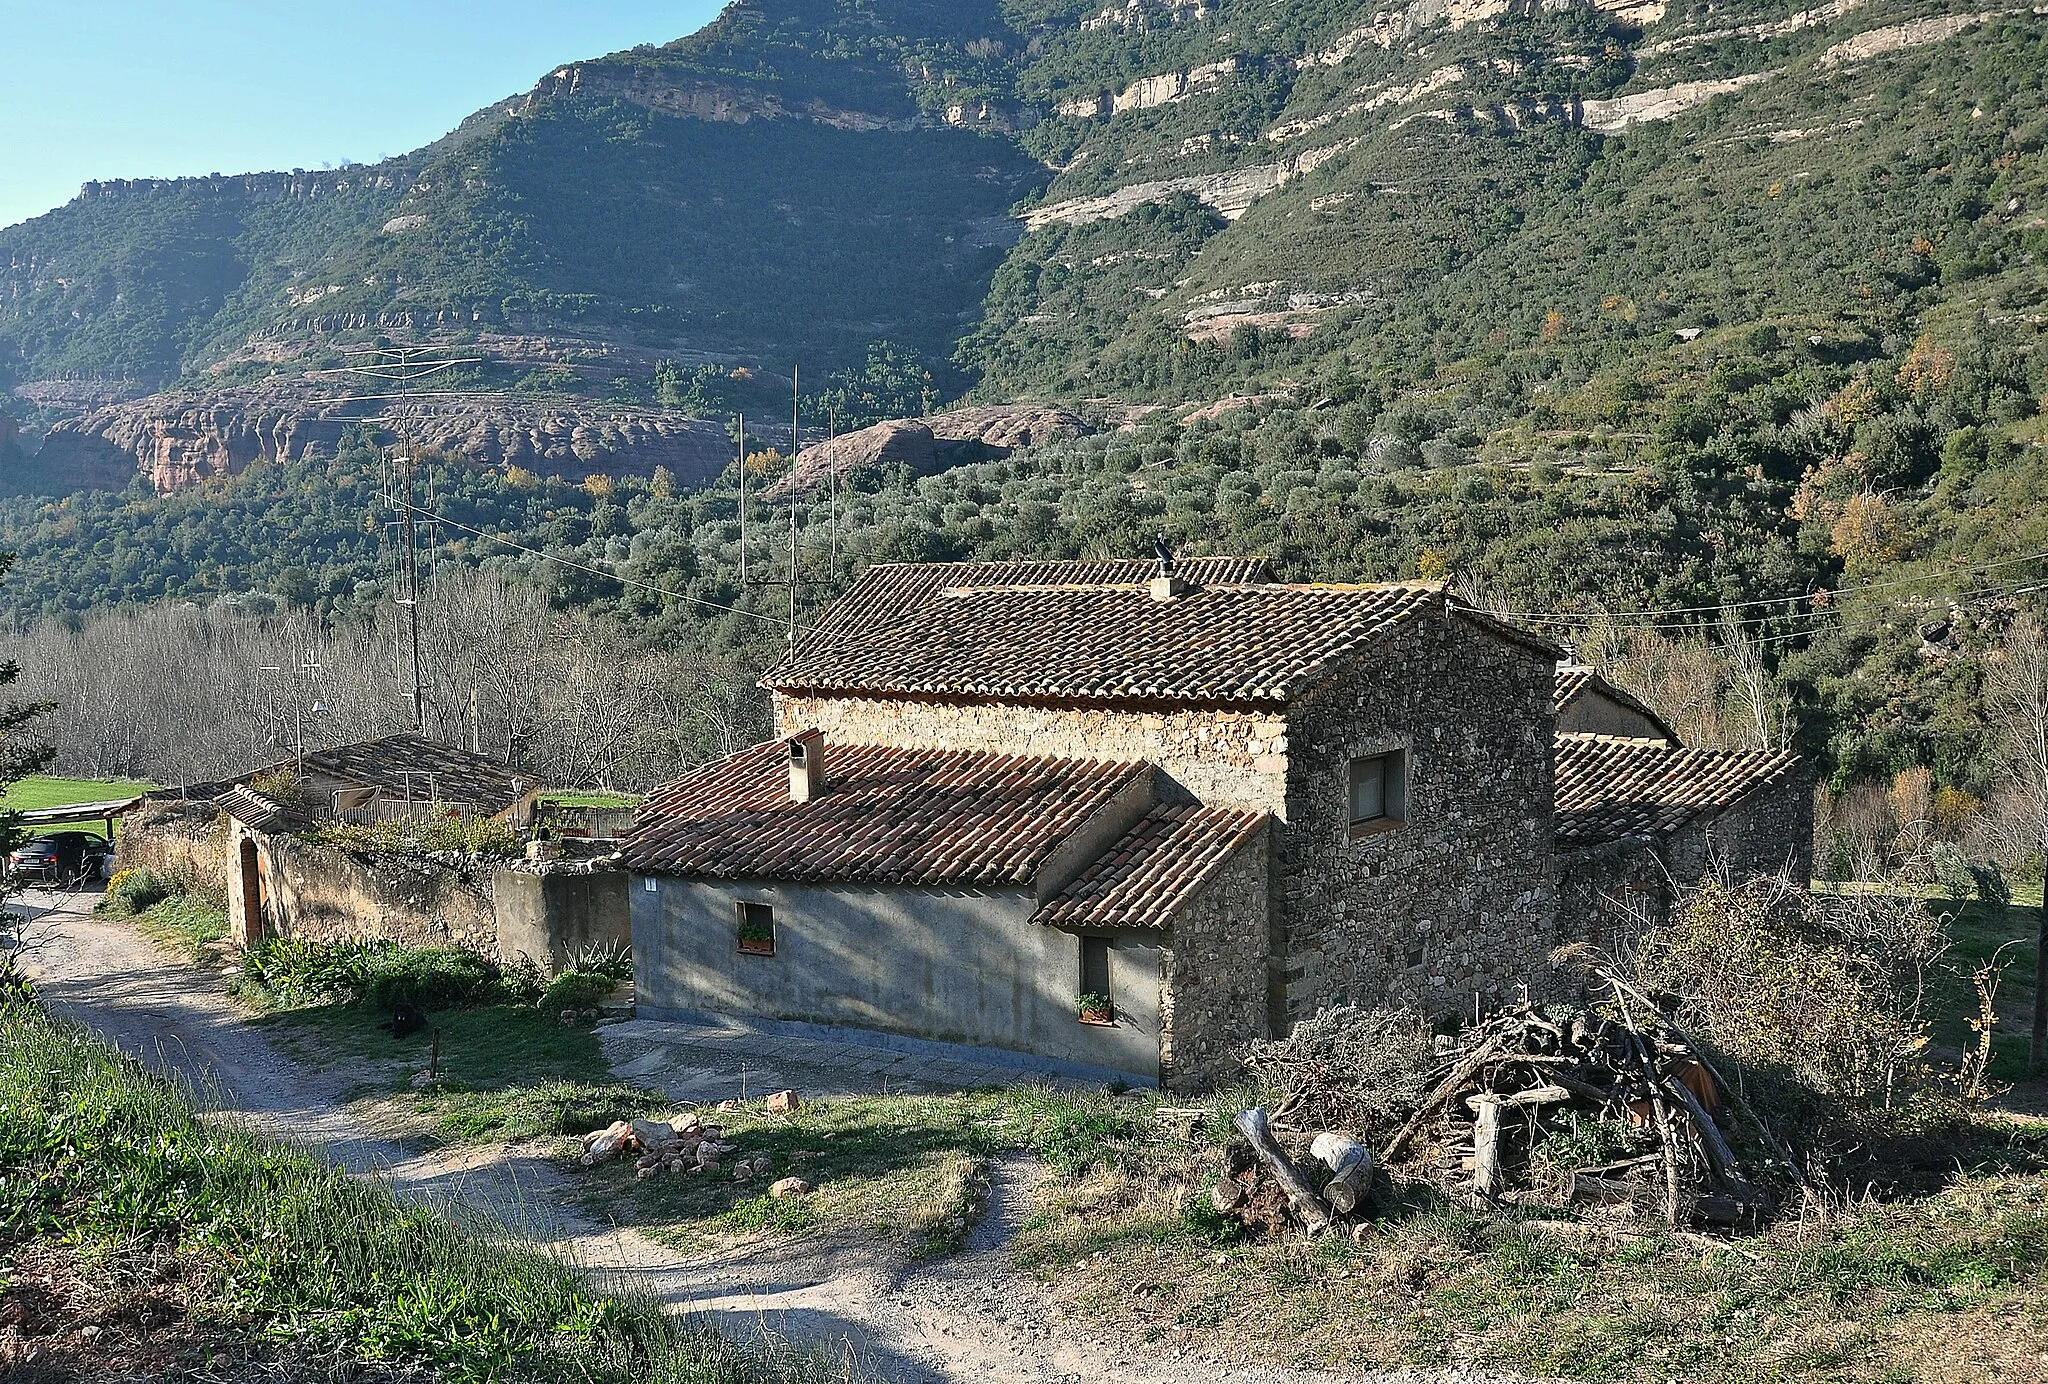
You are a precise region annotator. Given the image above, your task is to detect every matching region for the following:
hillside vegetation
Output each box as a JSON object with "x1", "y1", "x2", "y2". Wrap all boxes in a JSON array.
[{"x1": 0, "y1": 0, "x2": 2043, "y2": 830}]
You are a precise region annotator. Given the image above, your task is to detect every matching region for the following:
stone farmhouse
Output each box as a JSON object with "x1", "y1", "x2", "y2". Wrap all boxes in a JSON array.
[{"x1": 623, "y1": 558, "x2": 1811, "y2": 1090}]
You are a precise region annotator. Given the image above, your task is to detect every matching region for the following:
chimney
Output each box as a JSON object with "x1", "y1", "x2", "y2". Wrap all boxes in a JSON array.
[
  {"x1": 787, "y1": 730, "x2": 826, "y2": 803},
  {"x1": 1148, "y1": 534, "x2": 1190, "y2": 601}
]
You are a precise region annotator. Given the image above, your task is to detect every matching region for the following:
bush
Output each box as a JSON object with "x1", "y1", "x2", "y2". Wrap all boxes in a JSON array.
[
  {"x1": 1631, "y1": 875, "x2": 1957, "y2": 1144},
  {"x1": 94, "y1": 866, "x2": 174, "y2": 917},
  {"x1": 540, "y1": 967, "x2": 616, "y2": 1016},
  {"x1": 241, "y1": 936, "x2": 387, "y2": 1007},
  {"x1": 305, "y1": 813, "x2": 521, "y2": 859},
  {"x1": 362, "y1": 946, "x2": 504, "y2": 1015},
  {"x1": 242, "y1": 938, "x2": 507, "y2": 1015}
]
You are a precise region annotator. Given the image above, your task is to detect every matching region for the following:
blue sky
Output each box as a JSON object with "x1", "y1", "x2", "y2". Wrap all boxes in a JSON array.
[{"x1": 0, "y1": 2, "x2": 726, "y2": 228}]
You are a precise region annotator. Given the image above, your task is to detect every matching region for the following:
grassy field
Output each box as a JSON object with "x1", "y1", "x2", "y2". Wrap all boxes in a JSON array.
[
  {"x1": 2, "y1": 774, "x2": 157, "y2": 840},
  {"x1": 0, "y1": 998, "x2": 851, "y2": 1384}
]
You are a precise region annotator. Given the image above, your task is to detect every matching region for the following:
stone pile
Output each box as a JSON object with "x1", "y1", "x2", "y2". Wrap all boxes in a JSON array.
[{"x1": 577, "y1": 1103, "x2": 817, "y2": 1195}]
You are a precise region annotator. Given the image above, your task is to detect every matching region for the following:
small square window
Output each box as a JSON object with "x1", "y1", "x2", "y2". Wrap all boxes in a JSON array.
[
  {"x1": 1348, "y1": 750, "x2": 1407, "y2": 835},
  {"x1": 736, "y1": 901, "x2": 776, "y2": 956}
]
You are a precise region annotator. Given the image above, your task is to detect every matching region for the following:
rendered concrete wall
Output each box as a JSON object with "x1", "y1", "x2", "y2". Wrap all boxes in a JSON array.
[
  {"x1": 258, "y1": 835, "x2": 497, "y2": 952},
  {"x1": 631, "y1": 876, "x2": 1164, "y2": 1080},
  {"x1": 495, "y1": 865, "x2": 631, "y2": 974},
  {"x1": 114, "y1": 801, "x2": 230, "y2": 898}
]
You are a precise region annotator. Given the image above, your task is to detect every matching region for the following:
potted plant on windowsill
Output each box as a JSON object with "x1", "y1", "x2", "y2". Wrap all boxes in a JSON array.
[
  {"x1": 737, "y1": 916, "x2": 776, "y2": 956},
  {"x1": 1076, "y1": 992, "x2": 1115, "y2": 1026}
]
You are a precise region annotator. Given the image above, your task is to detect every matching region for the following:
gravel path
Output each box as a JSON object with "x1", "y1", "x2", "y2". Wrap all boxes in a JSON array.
[{"x1": 11, "y1": 887, "x2": 1533, "y2": 1384}]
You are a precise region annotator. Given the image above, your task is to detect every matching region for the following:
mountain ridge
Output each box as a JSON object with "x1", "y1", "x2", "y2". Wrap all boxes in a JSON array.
[{"x1": 1, "y1": 0, "x2": 2043, "y2": 503}]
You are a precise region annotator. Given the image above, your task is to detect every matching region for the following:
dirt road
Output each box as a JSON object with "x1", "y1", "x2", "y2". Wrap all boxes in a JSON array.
[{"x1": 11, "y1": 887, "x2": 1528, "y2": 1384}]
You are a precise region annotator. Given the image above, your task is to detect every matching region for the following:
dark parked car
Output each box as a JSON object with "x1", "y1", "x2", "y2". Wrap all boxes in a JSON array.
[{"x1": 8, "y1": 831, "x2": 110, "y2": 886}]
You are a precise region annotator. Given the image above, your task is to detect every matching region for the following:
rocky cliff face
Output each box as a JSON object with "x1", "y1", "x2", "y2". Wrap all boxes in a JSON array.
[
  {"x1": 766, "y1": 403, "x2": 1090, "y2": 498},
  {"x1": 37, "y1": 388, "x2": 739, "y2": 494}
]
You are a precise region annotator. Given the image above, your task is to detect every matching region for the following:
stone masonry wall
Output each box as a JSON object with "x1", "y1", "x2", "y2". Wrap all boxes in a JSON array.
[
  {"x1": 1670, "y1": 772, "x2": 1816, "y2": 887},
  {"x1": 1279, "y1": 613, "x2": 1560, "y2": 1026},
  {"x1": 258, "y1": 835, "x2": 498, "y2": 953},
  {"x1": 1558, "y1": 839, "x2": 1669, "y2": 954},
  {"x1": 1158, "y1": 825, "x2": 1271, "y2": 1092},
  {"x1": 114, "y1": 801, "x2": 231, "y2": 899},
  {"x1": 774, "y1": 693, "x2": 1291, "y2": 813}
]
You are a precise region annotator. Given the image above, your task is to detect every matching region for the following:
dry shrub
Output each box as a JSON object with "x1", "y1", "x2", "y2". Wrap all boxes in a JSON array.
[
  {"x1": 1630, "y1": 875, "x2": 1954, "y2": 1146},
  {"x1": 1241, "y1": 1004, "x2": 1431, "y2": 1138}
]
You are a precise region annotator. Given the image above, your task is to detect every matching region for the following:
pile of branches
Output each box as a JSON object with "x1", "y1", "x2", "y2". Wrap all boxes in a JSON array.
[
  {"x1": 1215, "y1": 979, "x2": 1806, "y2": 1238},
  {"x1": 1377, "y1": 987, "x2": 1797, "y2": 1229}
]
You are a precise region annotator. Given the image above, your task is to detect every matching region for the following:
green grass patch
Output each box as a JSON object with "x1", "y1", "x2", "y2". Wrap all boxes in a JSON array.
[
  {"x1": 623, "y1": 1085, "x2": 1149, "y2": 1260},
  {"x1": 1, "y1": 775, "x2": 156, "y2": 812},
  {"x1": 996, "y1": 1095, "x2": 2048, "y2": 1383},
  {"x1": 2, "y1": 775, "x2": 155, "y2": 839},
  {"x1": 132, "y1": 893, "x2": 229, "y2": 964},
  {"x1": 259, "y1": 1000, "x2": 666, "y2": 1146},
  {"x1": 0, "y1": 998, "x2": 848, "y2": 1384}
]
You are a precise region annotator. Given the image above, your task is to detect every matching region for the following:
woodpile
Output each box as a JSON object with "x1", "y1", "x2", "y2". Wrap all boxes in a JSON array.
[
  {"x1": 1380, "y1": 1000, "x2": 1780, "y2": 1228},
  {"x1": 1211, "y1": 990, "x2": 1792, "y2": 1238}
]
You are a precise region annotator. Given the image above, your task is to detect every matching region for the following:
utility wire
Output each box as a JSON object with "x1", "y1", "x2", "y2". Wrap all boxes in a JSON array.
[
  {"x1": 391, "y1": 498, "x2": 787, "y2": 628},
  {"x1": 1487, "y1": 545, "x2": 2048, "y2": 628}
]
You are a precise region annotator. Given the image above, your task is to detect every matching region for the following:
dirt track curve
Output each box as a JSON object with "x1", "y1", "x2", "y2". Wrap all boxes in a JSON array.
[{"x1": 13, "y1": 886, "x2": 1531, "y2": 1384}]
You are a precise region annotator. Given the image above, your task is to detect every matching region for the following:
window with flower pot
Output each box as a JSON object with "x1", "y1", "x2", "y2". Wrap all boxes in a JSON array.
[
  {"x1": 1077, "y1": 936, "x2": 1114, "y2": 1025},
  {"x1": 736, "y1": 901, "x2": 776, "y2": 956}
]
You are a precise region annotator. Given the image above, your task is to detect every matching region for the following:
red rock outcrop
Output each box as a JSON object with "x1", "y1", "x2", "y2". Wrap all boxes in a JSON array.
[
  {"x1": 768, "y1": 404, "x2": 1089, "y2": 498},
  {"x1": 34, "y1": 387, "x2": 740, "y2": 494}
]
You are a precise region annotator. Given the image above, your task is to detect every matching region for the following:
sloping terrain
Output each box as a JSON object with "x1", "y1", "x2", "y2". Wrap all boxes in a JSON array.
[{"x1": 4, "y1": 0, "x2": 2040, "y2": 491}]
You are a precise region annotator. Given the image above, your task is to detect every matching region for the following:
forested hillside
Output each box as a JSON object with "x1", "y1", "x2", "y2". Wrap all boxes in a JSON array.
[{"x1": 1, "y1": 0, "x2": 2045, "y2": 860}]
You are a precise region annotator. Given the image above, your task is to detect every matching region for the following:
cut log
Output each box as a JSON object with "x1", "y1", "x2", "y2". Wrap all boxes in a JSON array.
[
  {"x1": 1235, "y1": 1107, "x2": 1332, "y2": 1234},
  {"x1": 1309, "y1": 1133, "x2": 1372, "y2": 1216},
  {"x1": 1471, "y1": 1096, "x2": 1507, "y2": 1199},
  {"x1": 1462, "y1": 1083, "x2": 1572, "y2": 1112}
]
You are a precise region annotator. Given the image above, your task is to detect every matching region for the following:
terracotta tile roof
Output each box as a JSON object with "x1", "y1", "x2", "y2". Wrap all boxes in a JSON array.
[
  {"x1": 215, "y1": 786, "x2": 285, "y2": 832},
  {"x1": 766, "y1": 559, "x2": 1550, "y2": 705},
  {"x1": 1555, "y1": 665, "x2": 1679, "y2": 744},
  {"x1": 294, "y1": 734, "x2": 538, "y2": 816},
  {"x1": 1033, "y1": 804, "x2": 1268, "y2": 931},
  {"x1": 1554, "y1": 734, "x2": 1803, "y2": 848},
  {"x1": 623, "y1": 741, "x2": 1150, "y2": 886}
]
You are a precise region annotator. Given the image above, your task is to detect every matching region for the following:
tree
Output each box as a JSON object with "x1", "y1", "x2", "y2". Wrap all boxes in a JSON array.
[
  {"x1": 0, "y1": 551, "x2": 56, "y2": 1001},
  {"x1": 1984, "y1": 614, "x2": 2048, "y2": 1074}
]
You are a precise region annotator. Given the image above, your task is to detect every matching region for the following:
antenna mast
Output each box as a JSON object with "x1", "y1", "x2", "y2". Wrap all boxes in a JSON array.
[
  {"x1": 391, "y1": 420, "x2": 425, "y2": 734},
  {"x1": 737, "y1": 411, "x2": 748, "y2": 585},
  {"x1": 788, "y1": 366, "x2": 800, "y2": 646}
]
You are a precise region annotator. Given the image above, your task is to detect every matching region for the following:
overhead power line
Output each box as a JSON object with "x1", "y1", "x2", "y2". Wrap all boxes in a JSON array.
[
  {"x1": 392, "y1": 498, "x2": 787, "y2": 628},
  {"x1": 1488, "y1": 546, "x2": 2048, "y2": 631}
]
